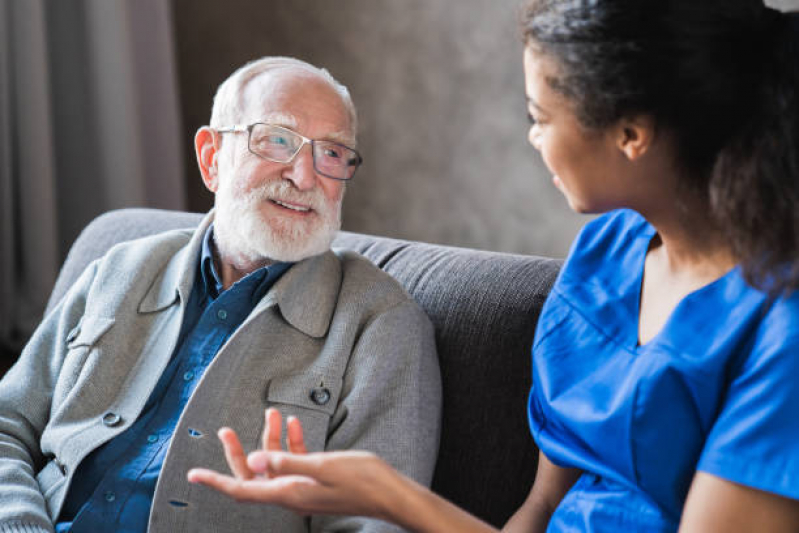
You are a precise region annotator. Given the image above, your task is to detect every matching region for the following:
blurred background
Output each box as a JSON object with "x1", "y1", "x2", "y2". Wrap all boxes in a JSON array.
[{"x1": 1, "y1": 0, "x2": 797, "y2": 358}]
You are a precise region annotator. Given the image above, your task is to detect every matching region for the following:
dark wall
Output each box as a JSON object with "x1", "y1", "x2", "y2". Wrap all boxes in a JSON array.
[{"x1": 171, "y1": 0, "x2": 586, "y2": 257}]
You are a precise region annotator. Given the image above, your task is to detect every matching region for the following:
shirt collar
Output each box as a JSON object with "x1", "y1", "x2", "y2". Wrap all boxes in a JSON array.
[
  {"x1": 200, "y1": 224, "x2": 293, "y2": 303},
  {"x1": 200, "y1": 225, "x2": 224, "y2": 298}
]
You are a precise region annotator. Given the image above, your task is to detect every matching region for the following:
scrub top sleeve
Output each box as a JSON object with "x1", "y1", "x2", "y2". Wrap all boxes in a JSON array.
[{"x1": 697, "y1": 332, "x2": 799, "y2": 501}]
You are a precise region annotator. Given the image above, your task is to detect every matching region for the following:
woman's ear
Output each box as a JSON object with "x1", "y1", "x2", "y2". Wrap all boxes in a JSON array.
[
  {"x1": 195, "y1": 126, "x2": 220, "y2": 192},
  {"x1": 616, "y1": 115, "x2": 656, "y2": 161}
]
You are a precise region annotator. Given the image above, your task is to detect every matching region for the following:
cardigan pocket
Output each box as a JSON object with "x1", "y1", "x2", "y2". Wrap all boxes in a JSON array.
[
  {"x1": 52, "y1": 315, "x2": 117, "y2": 413},
  {"x1": 66, "y1": 315, "x2": 115, "y2": 349},
  {"x1": 266, "y1": 372, "x2": 343, "y2": 452}
]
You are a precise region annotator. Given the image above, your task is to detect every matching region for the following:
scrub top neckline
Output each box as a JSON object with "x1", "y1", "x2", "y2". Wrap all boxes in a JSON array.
[{"x1": 631, "y1": 220, "x2": 740, "y2": 351}]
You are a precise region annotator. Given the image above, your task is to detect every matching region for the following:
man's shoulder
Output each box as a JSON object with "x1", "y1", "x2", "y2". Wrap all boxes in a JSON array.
[
  {"x1": 81, "y1": 227, "x2": 197, "y2": 309},
  {"x1": 332, "y1": 249, "x2": 422, "y2": 315},
  {"x1": 95, "y1": 227, "x2": 195, "y2": 273}
]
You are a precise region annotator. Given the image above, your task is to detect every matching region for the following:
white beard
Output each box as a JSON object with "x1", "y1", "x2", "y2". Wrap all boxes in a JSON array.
[{"x1": 213, "y1": 178, "x2": 343, "y2": 266}]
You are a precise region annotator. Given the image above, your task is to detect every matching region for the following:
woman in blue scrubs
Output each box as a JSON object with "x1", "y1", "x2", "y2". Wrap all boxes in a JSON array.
[{"x1": 188, "y1": 0, "x2": 799, "y2": 530}]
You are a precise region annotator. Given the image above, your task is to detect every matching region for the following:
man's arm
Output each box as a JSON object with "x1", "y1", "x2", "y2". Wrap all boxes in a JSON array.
[
  {"x1": 313, "y1": 300, "x2": 442, "y2": 533},
  {"x1": 0, "y1": 262, "x2": 98, "y2": 533}
]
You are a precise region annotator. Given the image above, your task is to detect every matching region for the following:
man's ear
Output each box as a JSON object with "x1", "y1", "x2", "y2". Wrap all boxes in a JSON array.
[
  {"x1": 616, "y1": 115, "x2": 656, "y2": 161},
  {"x1": 195, "y1": 126, "x2": 220, "y2": 193}
]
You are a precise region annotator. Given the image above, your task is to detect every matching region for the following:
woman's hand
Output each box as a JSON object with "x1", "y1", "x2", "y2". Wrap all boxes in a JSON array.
[
  {"x1": 187, "y1": 408, "x2": 399, "y2": 519},
  {"x1": 215, "y1": 407, "x2": 307, "y2": 481},
  {"x1": 244, "y1": 449, "x2": 399, "y2": 519},
  {"x1": 188, "y1": 410, "x2": 498, "y2": 532},
  {"x1": 187, "y1": 407, "x2": 310, "y2": 494}
]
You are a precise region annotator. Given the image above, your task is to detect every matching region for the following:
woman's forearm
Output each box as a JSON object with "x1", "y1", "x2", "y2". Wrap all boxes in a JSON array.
[
  {"x1": 386, "y1": 472, "x2": 498, "y2": 533},
  {"x1": 501, "y1": 490, "x2": 555, "y2": 533}
]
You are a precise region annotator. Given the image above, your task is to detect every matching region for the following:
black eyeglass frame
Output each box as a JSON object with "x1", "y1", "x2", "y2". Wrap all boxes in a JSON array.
[{"x1": 215, "y1": 123, "x2": 363, "y2": 181}]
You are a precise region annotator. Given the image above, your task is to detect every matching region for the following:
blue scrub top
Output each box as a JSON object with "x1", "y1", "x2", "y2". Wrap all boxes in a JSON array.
[{"x1": 529, "y1": 209, "x2": 799, "y2": 531}]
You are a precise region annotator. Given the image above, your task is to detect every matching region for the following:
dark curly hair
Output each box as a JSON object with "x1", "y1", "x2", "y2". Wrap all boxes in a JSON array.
[{"x1": 522, "y1": 0, "x2": 799, "y2": 294}]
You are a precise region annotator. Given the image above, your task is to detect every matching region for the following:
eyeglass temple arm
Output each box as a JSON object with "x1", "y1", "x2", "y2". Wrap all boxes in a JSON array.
[{"x1": 214, "y1": 125, "x2": 248, "y2": 133}]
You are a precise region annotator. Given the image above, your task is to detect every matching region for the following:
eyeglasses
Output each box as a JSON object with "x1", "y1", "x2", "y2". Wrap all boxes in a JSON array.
[{"x1": 216, "y1": 123, "x2": 363, "y2": 181}]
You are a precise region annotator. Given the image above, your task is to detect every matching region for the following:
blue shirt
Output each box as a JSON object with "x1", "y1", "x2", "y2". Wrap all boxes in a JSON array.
[
  {"x1": 56, "y1": 226, "x2": 291, "y2": 532},
  {"x1": 529, "y1": 209, "x2": 799, "y2": 532}
]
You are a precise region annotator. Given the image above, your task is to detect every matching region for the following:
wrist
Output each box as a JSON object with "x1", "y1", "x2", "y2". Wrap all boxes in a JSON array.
[
  {"x1": 371, "y1": 461, "x2": 497, "y2": 533},
  {"x1": 385, "y1": 472, "x2": 432, "y2": 532}
]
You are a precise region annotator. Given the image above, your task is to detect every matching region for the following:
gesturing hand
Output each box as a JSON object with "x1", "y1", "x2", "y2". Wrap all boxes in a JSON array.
[
  {"x1": 188, "y1": 410, "x2": 400, "y2": 521},
  {"x1": 189, "y1": 407, "x2": 307, "y2": 484}
]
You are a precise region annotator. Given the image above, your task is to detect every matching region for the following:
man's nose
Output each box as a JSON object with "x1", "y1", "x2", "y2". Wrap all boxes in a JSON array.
[{"x1": 283, "y1": 145, "x2": 317, "y2": 191}]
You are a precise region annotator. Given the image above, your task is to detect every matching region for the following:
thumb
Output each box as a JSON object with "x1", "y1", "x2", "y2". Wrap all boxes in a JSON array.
[
  {"x1": 248, "y1": 451, "x2": 324, "y2": 478},
  {"x1": 247, "y1": 450, "x2": 272, "y2": 473}
]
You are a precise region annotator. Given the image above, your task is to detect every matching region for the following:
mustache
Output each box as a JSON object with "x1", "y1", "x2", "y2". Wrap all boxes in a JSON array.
[{"x1": 245, "y1": 181, "x2": 328, "y2": 212}]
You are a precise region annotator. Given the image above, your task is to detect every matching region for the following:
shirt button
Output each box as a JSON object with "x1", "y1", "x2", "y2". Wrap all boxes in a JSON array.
[
  {"x1": 102, "y1": 412, "x2": 122, "y2": 427},
  {"x1": 147, "y1": 434, "x2": 158, "y2": 444},
  {"x1": 310, "y1": 387, "x2": 331, "y2": 406},
  {"x1": 104, "y1": 491, "x2": 116, "y2": 502},
  {"x1": 183, "y1": 371, "x2": 194, "y2": 381},
  {"x1": 217, "y1": 309, "x2": 228, "y2": 320}
]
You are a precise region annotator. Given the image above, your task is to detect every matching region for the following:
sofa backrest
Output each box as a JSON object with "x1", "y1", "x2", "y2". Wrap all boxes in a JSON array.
[{"x1": 47, "y1": 208, "x2": 562, "y2": 527}]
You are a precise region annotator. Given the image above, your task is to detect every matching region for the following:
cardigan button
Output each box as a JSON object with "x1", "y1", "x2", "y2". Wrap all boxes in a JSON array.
[
  {"x1": 102, "y1": 412, "x2": 122, "y2": 427},
  {"x1": 310, "y1": 387, "x2": 331, "y2": 406}
]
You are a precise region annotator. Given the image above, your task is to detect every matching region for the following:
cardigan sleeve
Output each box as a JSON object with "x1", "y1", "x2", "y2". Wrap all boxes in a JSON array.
[{"x1": 0, "y1": 261, "x2": 99, "y2": 533}]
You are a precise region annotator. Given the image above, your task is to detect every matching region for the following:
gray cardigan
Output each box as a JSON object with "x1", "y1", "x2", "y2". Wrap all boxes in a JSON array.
[{"x1": 0, "y1": 212, "x2": 442, "y2": 533}]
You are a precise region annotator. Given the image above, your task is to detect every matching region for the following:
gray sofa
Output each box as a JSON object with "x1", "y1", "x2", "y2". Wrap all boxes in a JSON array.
[{"x1": 45, "y1": 208, "x2": 562, "y2": 528}]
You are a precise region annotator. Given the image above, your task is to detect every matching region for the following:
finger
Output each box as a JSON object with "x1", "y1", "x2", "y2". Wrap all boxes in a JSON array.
[
  {"x1": 248, "y1": 451, "x2": 325, "y2": 479},
  {"x1": 187, "y1": 468, "x2": 242, "y2": 495},
  {"x1": 286, "y1": 416, "x2": 308, "y2": 454},
  {"x1": 218, "y1": 427, "x2": 254, "y2": 479},
  {"x1": 262, "y1": 408, "x2": 283, "y2": 451},
  {"x1": 247, "y1": 450, "x2": 271, "y2": 474}
]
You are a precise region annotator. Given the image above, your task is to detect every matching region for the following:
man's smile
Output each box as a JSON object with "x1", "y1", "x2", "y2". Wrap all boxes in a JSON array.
[{"x1": 268, "y1": 198, "x2": 313, "y2": 214}]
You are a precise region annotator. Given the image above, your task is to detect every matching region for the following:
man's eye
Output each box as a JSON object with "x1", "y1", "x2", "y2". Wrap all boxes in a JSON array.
[
  {"x1": 527, "y1": 112, "x2": 537, "y2": 125},
  {"x1": 267, "y1": 135, "x2": 289, "y2": 146},
  {"x1": 323, "y1": 148, "x2": 342, "y2": 159}
]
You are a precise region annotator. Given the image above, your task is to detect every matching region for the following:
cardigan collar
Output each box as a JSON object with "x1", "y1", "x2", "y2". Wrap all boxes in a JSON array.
[{"x1": 138, "y1": 209, "x2": 342, "y2": 339}]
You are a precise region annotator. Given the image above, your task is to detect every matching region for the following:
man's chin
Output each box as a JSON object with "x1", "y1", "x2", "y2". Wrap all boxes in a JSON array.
[
  {"x1": 244, "y1": 221, "x2": 338, "y2": 263},
  {"x1": 252, "y1": 236, "x2": 334, "y2": 263},
  {"x1": 215, "y1": 200, "x2": 341, "y2": 264}
]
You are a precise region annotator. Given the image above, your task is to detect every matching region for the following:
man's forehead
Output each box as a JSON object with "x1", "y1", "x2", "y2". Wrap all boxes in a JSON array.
[
  {"x1": 241, "y1": 71, "x2": 354, "y2": 145},
  {"x1": 261, "y1": 112, "x2": 299, "y2": 130},
  {"x1": 254, "y1": 112, "x2": 353, "y2": 146}
]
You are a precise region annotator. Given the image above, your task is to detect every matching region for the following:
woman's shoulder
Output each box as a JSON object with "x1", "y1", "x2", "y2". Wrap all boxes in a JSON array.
[
  {"x1": 754, "y1": 290, "x2": 799, "y2": 347},
  {"x1": 574, "y1": 208, "x2": 650, "y2": 250},
  {"x1": 560, "y1": 209, "x2": 653, "y2": 282}
]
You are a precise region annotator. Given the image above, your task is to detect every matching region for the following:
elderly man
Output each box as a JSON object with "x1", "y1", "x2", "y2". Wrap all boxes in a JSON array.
[{"x1": 0, "y1": 57, "x2": 441, "y2": 533}]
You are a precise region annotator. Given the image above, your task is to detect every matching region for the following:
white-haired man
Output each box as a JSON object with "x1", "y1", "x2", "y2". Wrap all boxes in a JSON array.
[{"x1": 0, "y1": 57, "x2": 441, "y2": 533}]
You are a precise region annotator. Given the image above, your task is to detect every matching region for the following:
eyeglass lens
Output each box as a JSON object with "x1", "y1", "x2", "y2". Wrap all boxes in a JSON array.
[{"x1": 249, "y1": 124, "x2": 359, "y2": 180}]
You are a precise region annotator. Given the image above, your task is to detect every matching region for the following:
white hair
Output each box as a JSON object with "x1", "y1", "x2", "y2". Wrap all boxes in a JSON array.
[{"x1": 209, "y1": 56, "x2": 358, "y2": 140}]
